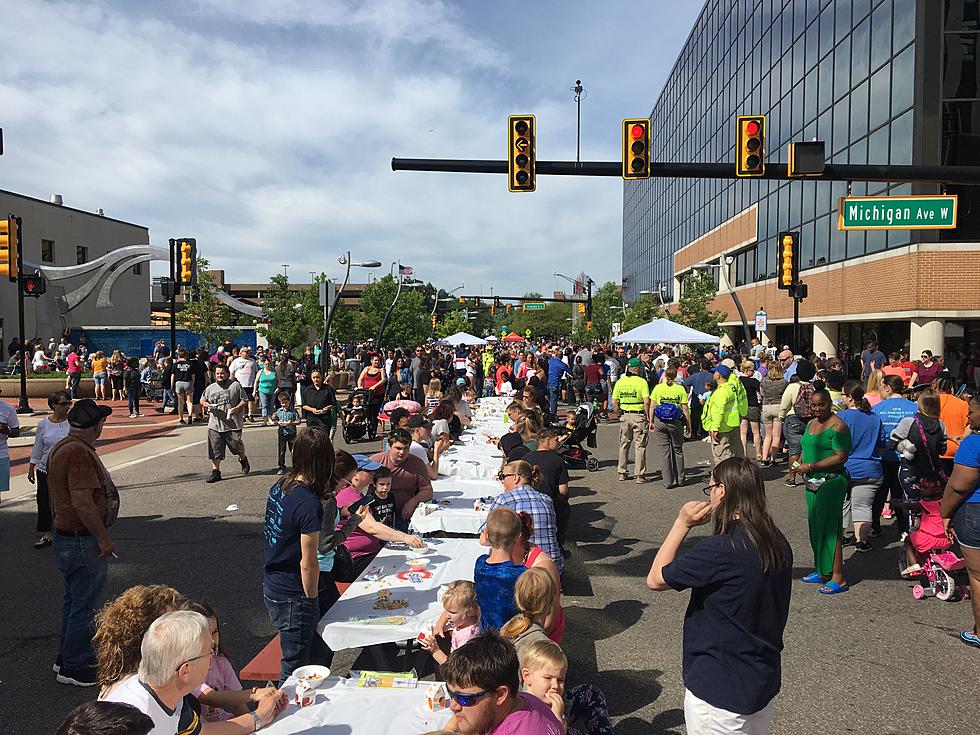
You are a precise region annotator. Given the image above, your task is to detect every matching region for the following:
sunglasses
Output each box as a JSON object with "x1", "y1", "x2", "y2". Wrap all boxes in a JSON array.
[
  {"x1": 702, "y1": 482, "x2": 721, "y2": 496},
  {"x1": 446, "y1": 687, "x2": 494, "y2": 707},
  {"x1": 497, "y1": 472, "x2": 518, "y2": 481}
]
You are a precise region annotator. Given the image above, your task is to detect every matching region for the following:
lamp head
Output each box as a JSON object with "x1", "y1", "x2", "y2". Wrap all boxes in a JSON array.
[{"x1": 353, "y1": 260, "x2": 382, "y2": 268}]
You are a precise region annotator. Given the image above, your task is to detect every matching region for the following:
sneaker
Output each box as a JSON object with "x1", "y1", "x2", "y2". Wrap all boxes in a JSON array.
[
  {"x1": 618, "y1": 473, "x2": 629, "y2": 482},
  {"x1": 178, "y1": 419, "x2": 187, "y2": 425},
  {"x1": 128, "y1": 413, "x2": 136, "y2": 419},
  {"x1": 635, "y1": 477, "x2": 649, "y2": 484},
  {"x1": 276, "y1": 467, "x2": 286, "y2": 475},
  {"x1": 854, "y1": 540, "x2": 872, "y2": 553},
  {"x1": 206, "y1": 470, "x2": 222, "y2": 484},
  {"x1": 52, "y1": 655, "x2": 62, "y2": 674},
  {"x1": 842, "y1": 536, "x2": 855, "y2": 548},
  {"x1": 900, "y1": 563, "x2": 922, "y2": 578},
  {"x1": 136, "y1": 413, "x2": 144, "y2": 417},
  {"x1": 960, "y1": 629, "x2": 980, "y2": 649},
  {"x1": 57, "y1": 667, "x2": 98, "y2": 687},
  {"x1": 239, "y1": 457, "x2": 251, "y2": 475},
  {"x1": 783, "y1": 478, "x2": 797, "y2": 487}
]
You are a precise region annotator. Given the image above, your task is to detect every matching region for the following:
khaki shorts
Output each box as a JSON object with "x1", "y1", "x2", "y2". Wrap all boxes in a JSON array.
[
  {"x1": 761, "y1": 404, "x2": 781, "y2": 423},
  {"x1": 208, "y1": 429, "x2": 244, "y2": 460}
]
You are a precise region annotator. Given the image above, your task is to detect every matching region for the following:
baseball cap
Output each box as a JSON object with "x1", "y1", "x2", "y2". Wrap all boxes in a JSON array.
[
  {"x1": 713, "y1": 365, "x2": 732, "y2": 378},
  {"x1": 626, "y1": 358, "x2": 643, "y2": 368},
  {"x1": 455, "y1": 377, "x2": 467, "y2": 386},
  {"x1": 407, "y1": 415, "x2": 431, "y2": 429},
  {"x1": 353, "y1": 454, "x2": 383, "y2": 471},
  {"x1": 68, "y1": 399, "x2": 112, "y2": 429}
]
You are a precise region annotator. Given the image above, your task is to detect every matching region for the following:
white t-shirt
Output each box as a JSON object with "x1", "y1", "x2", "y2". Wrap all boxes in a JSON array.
[
  {"x1": 228, "y1": 356, "x2": 258, "y2": 388},
  {"x1": 0, "y1": 401, "x2": 21, "y2": 461},
  {"x1": 29, "y1": 416, "x2": 69, "y2": 472},
  {"x1": 102, "y1": 674, "x2": 181, "y2": 734},
  {"x1": 431, "y1": 418, "x2": 451, "y2": 439},
  {"x1": 409, "y1": 441, "x2": 429, "y2": 465},
  {"x1": 33, "y1": 350, "x2": 49, "y2": 370}
]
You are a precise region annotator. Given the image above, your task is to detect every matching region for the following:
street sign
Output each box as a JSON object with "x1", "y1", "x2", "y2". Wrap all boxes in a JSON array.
[
  {"x1": 838, "y1": 195, "x2": 958, "y2": 230},
  {"x1": 523, "y1": 302, "x2": 545, "y2": 310},
  {"x1": 524, "y1": 329, "x2": 531, "y2": 338},
  {"x1": 612, "y1": 322, "x2": 621, "y2": 336},
  {"x1": 501, "y1": 327, "x2": 508, "y2": 335},
  {"x1": 319, "y1": 280, "x2": 336, "y2": 309},
  {"x1": 754, "y1": 309, "x2": 767, "y2": 334}
]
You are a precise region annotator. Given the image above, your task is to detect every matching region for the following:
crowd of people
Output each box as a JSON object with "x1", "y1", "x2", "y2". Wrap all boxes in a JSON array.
[{"x1": 21, "y1": 329, "x2": 978, "y2": 735}]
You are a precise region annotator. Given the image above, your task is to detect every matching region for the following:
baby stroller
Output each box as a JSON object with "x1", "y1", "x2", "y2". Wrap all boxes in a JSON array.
[
  {"x1": 140, "y1": 367, "x2": 164, "y2": 403},
  {"x1": 341, "y1": 388, "x2": 374, "y2": 443},
  {"x1": 557, "y1": 403, "x2": 600, "y2": 472}
]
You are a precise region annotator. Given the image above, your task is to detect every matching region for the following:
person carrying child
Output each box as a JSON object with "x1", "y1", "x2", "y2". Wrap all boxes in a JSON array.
[
  {"x1": 475, "y1": 507, "x2": 527, "y2": 631},
  {"x1": 420, "y1": 580, "x2": 481, "y2": 665},
  {"x1": 274, "y1": 390, "x2": 302, "y2": 474}
]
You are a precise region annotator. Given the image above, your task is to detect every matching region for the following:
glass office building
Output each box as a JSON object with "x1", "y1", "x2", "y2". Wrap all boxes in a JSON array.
[{"x1": 622, "y1": 0, "x2": 980, "y2": 363}]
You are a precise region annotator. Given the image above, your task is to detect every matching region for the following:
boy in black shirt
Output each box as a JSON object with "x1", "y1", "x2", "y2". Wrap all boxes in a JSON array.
[{"x1": 522, "y1": 426, "x2": 571, "y2": 552}]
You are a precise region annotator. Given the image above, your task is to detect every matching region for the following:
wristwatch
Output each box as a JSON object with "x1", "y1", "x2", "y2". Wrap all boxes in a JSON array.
[{"x1": 250, "y1": 711, "x2": 262, "y2": 732}]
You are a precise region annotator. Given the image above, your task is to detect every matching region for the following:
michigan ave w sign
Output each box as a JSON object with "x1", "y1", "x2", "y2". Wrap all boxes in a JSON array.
[{"x1": 838, "y1": 195, "x2": 958, "y2": 230}]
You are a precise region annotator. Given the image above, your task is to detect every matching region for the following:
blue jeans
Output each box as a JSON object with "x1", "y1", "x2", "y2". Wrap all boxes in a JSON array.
[
  {"x1": 53, "y1": 533, "x2": 108, "y2": 670},
  {"x1": 548, "y1": 385, "x2": 561, "y2": 417},
  {"x1": 263, "y1": 591, "x2": 319, "y2": 686},
  {"x1": 260, "y1": 391, "x2": 277, "y2": 419},
  {"x1": 68, "y1": 372, "x2": 80, "y2": 398},
  {"x1": 161, "y1": 388, "x2": 174, "y2": 412}
]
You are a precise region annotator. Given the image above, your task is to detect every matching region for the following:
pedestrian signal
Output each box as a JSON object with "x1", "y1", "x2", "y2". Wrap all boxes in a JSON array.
[
  {"x1": 621, "y1": 118, "x2": 650, "y2": 180},
  {"x1": 777, "y1": 231, "x2": 798, "y2": 290},
  {"x1": 508, "y1": 115, "x2": 536, "y2": 192},
  {"x1": 736, "y1": 115, "x2": 766, "y2": 177},
  {"x1": 0, "y1": 216, "x2": 19, "y2": 281},
  {"x1": 178, "y1": 238, "x2": 197, "y2": 286},
  {"x1": 21, "y1": 273, "x2": 45, "y2": 297}
]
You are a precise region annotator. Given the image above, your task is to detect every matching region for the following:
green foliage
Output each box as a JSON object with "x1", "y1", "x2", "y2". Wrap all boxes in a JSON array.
[
  {"x1": 436, "y1": 310, "x2": 471, "y2": 339},
  {"x1": 675, "y1": 271, "x2": 727, "y2": 336},
  {"x1": 355, "y1": 275, "x2": 430, "y2": 348},
  {"x1": 499, "y1": 293, "x2": 573, "y2": 340},
  {"x1": 177, "y1": 258, "x2": 240, "y2": 348},
  {"x1": 622, "y1": 295, "x2": 665, "y2": 333},
  {"x1": 260, "y1": 274, "x2": 317, "y2": 350}
]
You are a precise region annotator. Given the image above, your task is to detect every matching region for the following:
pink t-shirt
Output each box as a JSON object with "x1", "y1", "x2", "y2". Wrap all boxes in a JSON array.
[
  {"x1": 336, "y1": 485, "x2": 381, "y2": 558},
  {"x1": 194, "y1": 654, "x2": 243, "y2": 722},
  {"x1": 450, "y1": 622, "x2": 480, "y2": 652},
  {"x1": 490, "y1": 692, "x2": 563, "y2": 735},
  {"x1": 67, "y1": 352, "x2": 81, "y2": 374}
]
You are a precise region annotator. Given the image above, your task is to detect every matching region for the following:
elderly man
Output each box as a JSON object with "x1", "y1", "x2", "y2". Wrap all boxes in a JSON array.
[
  {"x1": 703, "y1": 365, "x2": 746, "y2": 465},
  {"x1": 612, "y1": 358, "x2": 651, "y2": 483},
  {"x1": 105, "y1": 611, "x2": 283, "y2": 733},
  {"x1": 228, "y1": 345, "x2": 259, "y2": 422},
  {"x1": 442, "y1": 632, "x2": 562, "y2": 735},
  {"x1": 46, "y1": 399, "x2": 116, "y2": 687},
  {"x1": 370, "y1": 428, "x2": 433, "y2": 530}
]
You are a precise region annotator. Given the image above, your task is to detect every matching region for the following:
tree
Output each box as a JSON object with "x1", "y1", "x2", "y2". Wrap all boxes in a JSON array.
[
  {"x1": 260, "y1": 274, "x2": 311, "y2": 350},
  {"x1": 436, "y1": 310, "x2": 470, "y2": 339},
  {"x1": 177, "y1": 258, "x2": 240, "y2": 348},
  {"x1": 621, "y1": 294, "x2": 666, "y2": 333},
  {"x1": 355, "y1": 275, "x2": 430, "y2": 348},
  {"x1": 675, "y1": 271, "x2": 727, "y2": 336}
]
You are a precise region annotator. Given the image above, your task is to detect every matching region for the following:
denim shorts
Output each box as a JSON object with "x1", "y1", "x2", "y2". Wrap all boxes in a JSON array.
[
  {"x1": 783, "y1": 414, "x2": 806, "y2": 456},
  {"x1": 952, "y1": 502, "x2": 980, "y2": 550}
]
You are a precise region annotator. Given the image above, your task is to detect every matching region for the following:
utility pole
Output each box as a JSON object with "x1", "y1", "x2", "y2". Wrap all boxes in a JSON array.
[
  {"x1": 572, "y1": 80, "x2": 585, "y2": 167},
  {"x1": 13, "y1": 216, "x2": 30, "y2": 413},
  {"x1": 168, "y1": 238, "x2": 177, "y2": 355}
]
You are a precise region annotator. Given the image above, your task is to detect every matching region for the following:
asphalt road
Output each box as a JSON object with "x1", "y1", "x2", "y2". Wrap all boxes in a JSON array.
[{"x1": 1, "y1": 414, "x2": 977, "y2": 734}]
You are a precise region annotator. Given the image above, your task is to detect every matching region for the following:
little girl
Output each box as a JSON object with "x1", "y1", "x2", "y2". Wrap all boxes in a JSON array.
[
  {"x1": 520, "y1": 640, "x2": 613, "y2": 735},
  {"x1": 900, "y1": 486, "x2": 953, "y2": 577},
  {"x1": 425, "y1": 378, "x2": 444, "y2": 412},
  {"x1": 500, "y1": 568, "x2": 555, "y2": 658},
  {"x1": 475, "y1": 508, "x2": 526, "y2": 630},
  {"x1": 888, "y1": 389, "x2": 947, "y2": 502},
  {"x1": 420, "y1": 580, "x2": 481, "y2": 665},
  {"x1": 186, "y1": 601, "x2": 277, "y2": 721}
]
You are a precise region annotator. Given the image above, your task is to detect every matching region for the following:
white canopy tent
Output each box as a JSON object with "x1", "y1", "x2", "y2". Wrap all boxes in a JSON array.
[
  {"x1": 612, "y1": 318, "x2": 720, "y2": 345},
  {"x1": 436, "y1": 331, "x2": 488, "y2": 346}
]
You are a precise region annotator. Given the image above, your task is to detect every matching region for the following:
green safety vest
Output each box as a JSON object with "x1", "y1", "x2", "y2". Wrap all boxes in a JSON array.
[{"x1": 613, "y1": 375, "x2": 648, "y2": 411}]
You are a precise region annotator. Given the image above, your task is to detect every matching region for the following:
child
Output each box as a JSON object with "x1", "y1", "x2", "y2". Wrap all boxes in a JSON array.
[
  {"x1": 123, "y1": 358, "x2": 143, "y2": 418},
  {"x1": 475, "y1": 507, "x2": 526, "y2": 631},
  {"x1": 500, "y1": 568, "x2": 555, "y2": 658},
  {"x1": 887, "y1": 389, "x2": 947, "y2": 503},
  {"x1": 274, "y1": 390, "x2": 301, "y2": 473},
  {"x1": 424, "y1": 378, "x2": 443, "y2": 411},
  {"x1": 420, "y1": 580, "x2": 480, "y2": 665},
  {"x1": 370, "y1": 467, "x2": 396, "y2": 530},
  {"x1": 496, "y1": 372, "x2": 516, "y2": 397},
  {"x1": 698, "y1": 379, "x2": 716, "y2": 407},
  {"x1": 520, "y1": 640, "x2": 613, "y2": 735},
  {"x1": 185, "y1": 600, "x2": 278, "y2": 722},
  {"x1": 900, "y1": 485, "x2": 953, "y2": 577}
]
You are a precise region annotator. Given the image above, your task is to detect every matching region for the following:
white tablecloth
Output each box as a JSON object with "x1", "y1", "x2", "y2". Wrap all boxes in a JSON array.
[
  {"x1": 409, "y1": 478, "x2": 498, "y2": 535},
  {"x1": 261, "y1": 676, "x2": 452, "y2": 735},
  {"x1": 317, "y1": 538, "x2": 484, "y2": 650}
]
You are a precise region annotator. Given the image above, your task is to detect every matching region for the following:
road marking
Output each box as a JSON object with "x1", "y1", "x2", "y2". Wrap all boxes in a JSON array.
[{"x1": 107, "y1": 438, "x2": 209, "y2": 471}]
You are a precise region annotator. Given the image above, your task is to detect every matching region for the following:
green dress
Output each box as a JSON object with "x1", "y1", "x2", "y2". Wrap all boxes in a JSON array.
[{"x1": 801, "y1": 423, "x2": 852, "y2": 578}]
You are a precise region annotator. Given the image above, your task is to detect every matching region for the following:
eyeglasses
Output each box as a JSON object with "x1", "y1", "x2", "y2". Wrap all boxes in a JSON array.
[
  {"x1": 497, "y1": 472, "x2": 518, "y2": 481},
  {"x1": 446, "y1": 687, "x2": 495, "y2": 707},
  {"x1": 702, "y1": 482, "x2": 721, "y2": 496},
  {"x1": 178, "y1": 644, "x2": 217, "y2": 669}
]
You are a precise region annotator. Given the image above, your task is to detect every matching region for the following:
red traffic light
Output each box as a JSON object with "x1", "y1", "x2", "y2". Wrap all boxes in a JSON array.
[
  {"x1": 745, "y1": 120, "x2": 760, "y2": 136},
  {"x1": 630, "y1": 124, "x2": 645, "y2": 139}
]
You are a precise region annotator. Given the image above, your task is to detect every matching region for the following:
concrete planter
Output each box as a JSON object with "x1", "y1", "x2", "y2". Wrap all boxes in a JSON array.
[{"x1": 0, "y1": 377, "x2": 95, "y2": 399}]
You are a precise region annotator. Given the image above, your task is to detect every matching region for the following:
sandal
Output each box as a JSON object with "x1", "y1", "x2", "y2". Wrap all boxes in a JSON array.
[
  {"x1": 802, "y1": 572, "x2": 828, "y2": 584},
  {"x1": 818, "y1": 580, "x2": 849, "y2": 595}
]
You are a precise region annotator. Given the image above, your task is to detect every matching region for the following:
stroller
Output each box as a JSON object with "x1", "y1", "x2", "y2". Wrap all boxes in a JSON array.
[
  {"x1": 557, "y1": 403, "x2": 600, "y2": 472},
  {"x1": 140, "y1": 367, "x2": 164, "y2": 403},
  {"x1": 341, "y1": 388, "x2": 374, "y2": 443}
]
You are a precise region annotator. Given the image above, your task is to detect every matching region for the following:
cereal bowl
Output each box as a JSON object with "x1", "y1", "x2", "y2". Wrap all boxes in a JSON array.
[{"x1": 293, "y1": 665, "x2": 331, "y2": 688}]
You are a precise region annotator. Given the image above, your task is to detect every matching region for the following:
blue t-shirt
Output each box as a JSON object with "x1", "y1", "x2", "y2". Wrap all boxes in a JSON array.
[
  {"x1": 263, "y1": 481, "x2": 324, "y2": 598},
  {"x1": 661, "y1": 526, "x2": 793, "y2": 716},
  {"x1": 684, "y1": 370, "x2": 711, "y2": 397},
  {"x1": 838, "y1": 408, "x2": 885, "y2": 479},
  {"x1": 474, "y1": 555, "x2": 524, "y2": 631},
  {"x1": 546, "y1": 358, "x2": 571, "y2": 389},
  {"x1": 871, "y1": 397, "x2": 918, "y2": 462},
  {"x1": 275, "y1": 407, "x2": 299, "y2": 438},
  {"x1": 954, "y1": 434, "x2": 980, "y2": 503}
]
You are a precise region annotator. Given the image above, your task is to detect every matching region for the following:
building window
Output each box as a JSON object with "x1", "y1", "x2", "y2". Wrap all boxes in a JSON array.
[
  {"x1": 76, "y1": 246, "x2": 88, "y2": 265},
  {"x1": 132, "y1": 262, "x2": 142, "y2": 275},
  {"x1": 41, "y1": 240, "x2": 55, "y2": 263}
]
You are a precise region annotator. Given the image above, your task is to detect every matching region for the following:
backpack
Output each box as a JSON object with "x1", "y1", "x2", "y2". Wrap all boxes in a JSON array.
[
  {"x1": 654, "y1": 402, "x2": 681, "y2": 421},
  {"x1": 793, "y1": 382, "x2": 815, "y2": 419}
]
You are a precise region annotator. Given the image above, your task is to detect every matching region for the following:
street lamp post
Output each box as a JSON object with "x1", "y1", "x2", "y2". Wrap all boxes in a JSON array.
[
  {"x1": 320, "y1": 253, "x2": 381, "y2": 371},
  {"x1": 571, "y1": 79, "x2": 586, "y2": 166},
  {"x1": 553, "y1": 270, "x2": 593, "y2": 320},
  {"x1": 690, "y1": 261, "x2": 753, "y2": 348}
]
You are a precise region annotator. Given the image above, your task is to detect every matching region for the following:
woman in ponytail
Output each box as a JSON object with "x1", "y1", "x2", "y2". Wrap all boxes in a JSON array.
[
  {"x1": 838, "y1": 380, "x2": 885, "y2": 552},
  {"x1": 500, "y1": 568, "x2": 555, "y2": 657}
]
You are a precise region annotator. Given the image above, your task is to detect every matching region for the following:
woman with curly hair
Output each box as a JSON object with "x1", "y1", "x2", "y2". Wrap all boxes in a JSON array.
[{"x1": 93, "y1": 585, "x2": 185, "y2": 696}]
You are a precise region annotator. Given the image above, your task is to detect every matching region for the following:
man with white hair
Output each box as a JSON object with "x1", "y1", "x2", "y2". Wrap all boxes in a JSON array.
[{"x1": 104, "y1": 611, "x2": 283, "y2": 733}]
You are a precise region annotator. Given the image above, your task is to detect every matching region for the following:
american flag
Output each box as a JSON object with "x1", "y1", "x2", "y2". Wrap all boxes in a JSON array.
[{"x1": 398, "y1": 265, "x2": 414, "y2": 276}]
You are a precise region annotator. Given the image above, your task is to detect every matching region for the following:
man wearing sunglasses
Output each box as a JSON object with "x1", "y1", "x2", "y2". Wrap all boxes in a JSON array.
[{"x1": 442, "y1": 632, "x2": 562, "y2": 734}]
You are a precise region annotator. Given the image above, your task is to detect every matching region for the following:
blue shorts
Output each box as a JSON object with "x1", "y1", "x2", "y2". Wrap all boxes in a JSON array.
[
  {"x1": 952, "y1": 502, "x2": 980, "y2": 550},
  {"x1": 0, "y1": 456, "x2": 10, "y2": 492}
]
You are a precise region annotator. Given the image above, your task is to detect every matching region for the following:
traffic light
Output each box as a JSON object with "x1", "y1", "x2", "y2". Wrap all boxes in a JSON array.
[
  {"x1": 0, "y1": 215, "x2": 19, "y2": 282},
  {"x1": 777, "y1": 231, "x2": 799, "y2": 290},
  {"x1": 577, "y1": 303, "x2": 586, "y2": 315},
  {"x1": 508, "y1": 115, "x2": 536, "y2": 192},
  {"x1": 621, "y1": 118, "x2": 651, "y2": 180},
  {"x1": 458, "y1": 296, "x2": 466, "y2": 303},
  {"x1": 21, "y1": 273, "x2": 45, "y2": 297},
  {"x1": 178, "y1": 238, "x2": 197, "y2": 286},
  {"x1": 506, "y1": 304, "x2": 511, "y2": 313},
  {"x1": 491, "y1": 303, "x2": 496, "y2": 317},
  {"x1": 431, "y1": 315, "x2": 437, "y2": 329},
  {"x1": 736, "y1": 115, "x2": 766, "y2": 177}
]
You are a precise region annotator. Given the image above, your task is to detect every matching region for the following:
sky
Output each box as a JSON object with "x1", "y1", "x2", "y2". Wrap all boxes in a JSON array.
[{"x1": 1, "y1": 0, "x2": 704, "y2": 296}]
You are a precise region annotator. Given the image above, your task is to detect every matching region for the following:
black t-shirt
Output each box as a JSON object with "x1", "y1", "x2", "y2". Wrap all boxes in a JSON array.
[
  {"x1": 372, "y1": 493, "x2": 396, "y2": 529},
  {"x1": 190, "y1": 359, "x2": 207, "y2": 388},
  {"x1": 173, "y1": 359, "x2": 193, "y2": 383},
  {"x1": 523, "y1": 449, "x2": 569, "y2": 502},
  {"x1": 739, "y1": 376, "x2": 761, "y2": 407},
  {"x1": 302, "y1": 384, "x2": 337, "y2": 426},
  {"x1": 662, "y1": 526, "x2": 793, "y2": 715}
]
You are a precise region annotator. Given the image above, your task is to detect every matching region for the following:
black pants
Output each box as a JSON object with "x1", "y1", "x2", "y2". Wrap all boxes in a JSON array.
[
  {"x1": 309, "y1": 569, "x2": 340, "y2": 667},
  {"x1": 278, "y1": 433, "x2": 295, "y2": 469},
  {"x1": 555, "y1": 494, "x2": 571, "y2": 548},
  {"x1": 36, "y1": 471, "x2": 51, "y2": 533},
  {"x1": 689, "y1": 400, "x2": 705, "y2": 438},
  {"x1": 872, "y1": 460, "x2": 908, "y2": 533}
]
